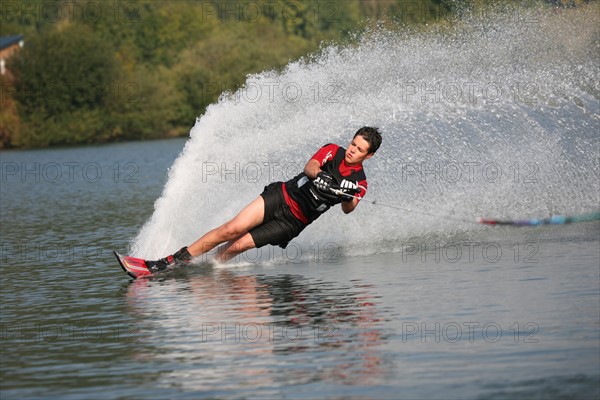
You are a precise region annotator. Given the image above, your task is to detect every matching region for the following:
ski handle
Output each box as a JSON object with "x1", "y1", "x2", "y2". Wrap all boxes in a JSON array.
[{"x1": 328, "y1": 185, "x2": 361, "y2": 199}]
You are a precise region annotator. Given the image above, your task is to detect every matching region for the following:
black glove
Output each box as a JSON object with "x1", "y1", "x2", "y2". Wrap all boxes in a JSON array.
[
  {"x1": 314, "y1": 171, "x2": 335, "y2": 192},
  {"x1": 338, "y1": 179, "x2": 360, "y2": 201}
]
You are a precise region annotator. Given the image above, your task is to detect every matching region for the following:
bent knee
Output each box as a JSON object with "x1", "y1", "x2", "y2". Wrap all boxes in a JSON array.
[{"x1": 220, "y1": 221, "x2": 246, "y2": 240}]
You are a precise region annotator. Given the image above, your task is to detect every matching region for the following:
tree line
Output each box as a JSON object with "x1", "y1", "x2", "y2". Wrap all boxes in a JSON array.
[{"x1": 0, "y1": 0, "x2": 586, "y2": 148}]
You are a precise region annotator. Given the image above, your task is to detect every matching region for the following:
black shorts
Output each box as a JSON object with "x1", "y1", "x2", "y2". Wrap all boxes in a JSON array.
[{"x1": 249, "y1": 182, "x2": 307, "y2": 249}]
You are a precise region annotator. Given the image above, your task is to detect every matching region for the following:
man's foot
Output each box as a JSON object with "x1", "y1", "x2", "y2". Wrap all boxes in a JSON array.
[
  {"x1": 145, "y1": 255, "x2": 176, "y2": 273},
  {"x1": 145, "y1": 246, "x2": 193, "y2": 274}
]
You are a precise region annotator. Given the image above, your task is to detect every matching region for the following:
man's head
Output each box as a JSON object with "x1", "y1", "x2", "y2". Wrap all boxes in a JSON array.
[{"x1": 345, "y1": 126, "x2": 382, "y2": 165}]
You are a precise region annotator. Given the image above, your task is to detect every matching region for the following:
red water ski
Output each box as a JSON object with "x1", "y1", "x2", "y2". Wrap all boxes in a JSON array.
[{"x1": 114, "y1": 251, "x2": 152, "y2": 279}]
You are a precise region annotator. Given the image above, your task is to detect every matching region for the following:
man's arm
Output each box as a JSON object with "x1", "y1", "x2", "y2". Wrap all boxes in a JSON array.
[
  {"x1": 304, "y1": 159, "x2": 321, "y2": 179},
  {"x1": 305, "y1": 143, "x2": 338, "y2": 178},
  {"x1": 341, "y1": 197, "x2": 359, "y2": 214},
  {"x1": 340, "y1": 179, "x2": 366, "y2": 214}
]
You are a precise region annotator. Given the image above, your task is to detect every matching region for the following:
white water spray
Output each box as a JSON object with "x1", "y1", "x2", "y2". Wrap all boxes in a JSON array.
[{"x1": 134, "y1": 5, "x2": 599, "y2": 260}]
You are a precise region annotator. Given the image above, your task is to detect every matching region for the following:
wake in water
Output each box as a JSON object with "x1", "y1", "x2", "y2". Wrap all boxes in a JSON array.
[{"x1": 134, "y1": 4, "x2": 599, "y2": 260}]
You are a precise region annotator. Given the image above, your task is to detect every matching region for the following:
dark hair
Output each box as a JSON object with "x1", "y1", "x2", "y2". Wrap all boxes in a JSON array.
[{"x1": 353, "y1": 126, "x2": 382, "y2": 154}]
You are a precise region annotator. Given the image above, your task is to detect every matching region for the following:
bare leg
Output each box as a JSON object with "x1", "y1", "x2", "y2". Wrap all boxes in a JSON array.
[
  {"x1": 187, "y1": 196, "x2": 264, "y2": 258},
  {"x1": 214, "y1": 232, "x2": 257, "y2": 263}
]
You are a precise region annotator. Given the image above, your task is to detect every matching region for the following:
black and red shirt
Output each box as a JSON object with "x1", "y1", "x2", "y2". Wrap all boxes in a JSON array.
[{"x1": 283, "y1": 144, "x2": 368, "y2": 224}]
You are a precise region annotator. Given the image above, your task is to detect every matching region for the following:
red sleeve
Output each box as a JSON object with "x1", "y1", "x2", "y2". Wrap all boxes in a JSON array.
[{"x1": 310, "y1": 143, "x2": 340, "y2": 167}]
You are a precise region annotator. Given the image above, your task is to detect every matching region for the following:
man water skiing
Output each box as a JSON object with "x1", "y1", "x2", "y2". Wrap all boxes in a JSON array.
[{"x1": 135, "y1": 126, "x2": 382, "y2": 276}]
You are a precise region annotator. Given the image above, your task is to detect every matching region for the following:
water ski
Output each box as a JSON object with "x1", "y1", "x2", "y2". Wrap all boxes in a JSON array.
[{"x1": 114, "y1": 251, "x2": 152, "y2": 279}]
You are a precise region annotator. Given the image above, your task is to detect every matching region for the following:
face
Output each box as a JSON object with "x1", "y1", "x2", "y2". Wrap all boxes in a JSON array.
[{"x1": 345, "y1": 135, "x2": 374, "y2": 165}]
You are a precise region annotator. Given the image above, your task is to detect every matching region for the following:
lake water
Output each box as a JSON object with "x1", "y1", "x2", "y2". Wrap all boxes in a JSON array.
[
  {"x1": 2, "y1": 4, "x2": 600, "y2": 399},
  {"x1": 1, "y1": 138, "x2": 598, "y2": 399}
]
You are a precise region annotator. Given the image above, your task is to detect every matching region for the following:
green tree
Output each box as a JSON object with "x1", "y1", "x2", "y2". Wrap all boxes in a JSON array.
[
  {"x1": 10, "y1": 23, "x2": 118, "y2": 115},
  {"x1": 8, "y1": 23, "x2": 119, "y2": 145},
  {"x1": 133, "y1": 2, "x2": 214, "y2": 67},
  {"x1": 0, "y1": 75, "x2": 22, "y2": 148}
]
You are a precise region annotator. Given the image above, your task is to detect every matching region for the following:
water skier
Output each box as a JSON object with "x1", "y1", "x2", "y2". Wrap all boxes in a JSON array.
[{"x1": 137, "y1": 126, "x2": 382, "y2": 276}]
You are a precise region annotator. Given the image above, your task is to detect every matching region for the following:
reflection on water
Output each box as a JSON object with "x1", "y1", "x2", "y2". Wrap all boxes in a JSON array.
[{"x1": 125, "y1": 268, "x2": 386, "y2": 392}]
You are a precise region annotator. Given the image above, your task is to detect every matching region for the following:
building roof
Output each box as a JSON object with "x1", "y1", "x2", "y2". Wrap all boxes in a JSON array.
[{"x1": 0, "y1": 35, "x2": 24, "y2": 50}]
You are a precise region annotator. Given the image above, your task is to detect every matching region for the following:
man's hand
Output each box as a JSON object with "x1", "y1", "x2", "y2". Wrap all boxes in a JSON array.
[
  {"x1": 314, "y1": 171, "x2": 335, "y2": 192},
  {"x1": 338, "y1": 179, "x2": 360, "y2": 202}
]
